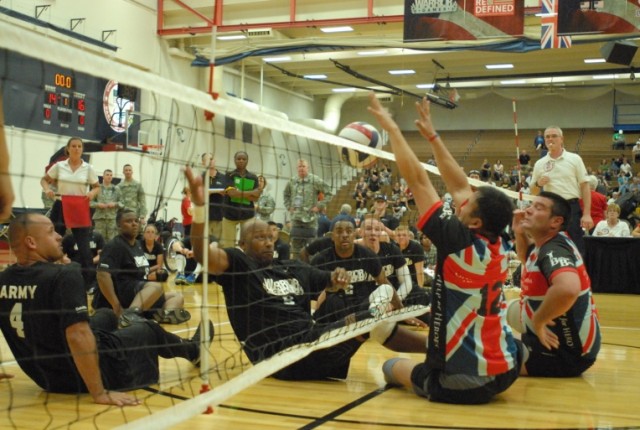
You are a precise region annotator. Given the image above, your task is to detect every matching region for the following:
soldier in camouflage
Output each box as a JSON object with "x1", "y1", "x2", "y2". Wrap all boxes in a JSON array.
[
  {"x1": 283, "y1": 159, "x2": 333, "y2": 259},
  {"x1": 91, "y1": 169, "x2": 122, "y2": 241},
  {"x1": 117, "y1": 164, "x2": 147, "y2": 231}
]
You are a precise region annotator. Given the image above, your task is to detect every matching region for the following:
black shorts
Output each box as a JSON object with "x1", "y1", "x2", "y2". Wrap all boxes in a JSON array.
[
  {"x1": 93, "y1": 279, "x2": 166, "y2": 311},
  {"x1": 272, "y1": 337, "x2": 363, "y2": 381},
  {"x1": 522, "y1": 332, "x2": 596, "y2": 377},
  {"x1": 410, "y1": 340, "x2": 523, "y2": 404}
]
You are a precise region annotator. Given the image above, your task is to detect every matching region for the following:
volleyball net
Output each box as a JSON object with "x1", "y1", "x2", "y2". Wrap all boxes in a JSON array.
[{"x1": 0, "y1": 13, "x2": 531, "y2": 429}]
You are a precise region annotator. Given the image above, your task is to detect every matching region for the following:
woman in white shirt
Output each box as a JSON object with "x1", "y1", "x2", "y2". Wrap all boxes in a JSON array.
[
  {"x1": 592, "y1": 203, "x2": 631, "y2": 237},
  {"x1": 41, "y1": 137, "x2": 99, "y2": 290}
]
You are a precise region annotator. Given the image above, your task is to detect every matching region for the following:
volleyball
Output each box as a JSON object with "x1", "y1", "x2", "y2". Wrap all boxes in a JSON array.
[{"x1": 338, "y1": 121, "x2": 382, "y2": 169}]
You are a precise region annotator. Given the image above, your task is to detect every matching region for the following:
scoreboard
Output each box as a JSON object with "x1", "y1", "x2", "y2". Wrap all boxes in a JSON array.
[{"x1": 1, "y1": 48, "x2": 138, "y2": 143}]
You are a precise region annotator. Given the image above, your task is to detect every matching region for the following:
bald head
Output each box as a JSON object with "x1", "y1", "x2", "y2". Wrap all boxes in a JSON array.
[
  {"x1": 238, "y1": 219, "x2": 274, "y2": 265},
  {"x1": 9, "y1": 213, "x2": 63, "y2": 263}
]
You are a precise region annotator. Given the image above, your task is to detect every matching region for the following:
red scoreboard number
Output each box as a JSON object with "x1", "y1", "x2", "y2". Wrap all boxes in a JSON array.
[{"x1": 43, "y1": 72, "x2": 86, "y2": 128}]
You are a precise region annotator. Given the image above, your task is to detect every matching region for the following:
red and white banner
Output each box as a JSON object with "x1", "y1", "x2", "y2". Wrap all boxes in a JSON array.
[{"x1": 403, "y1": 0, "x2": 524, "y2": 42}]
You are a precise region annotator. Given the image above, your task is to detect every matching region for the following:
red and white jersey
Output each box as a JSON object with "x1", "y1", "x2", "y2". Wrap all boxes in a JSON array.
[
  {"x1": 418, "y1": 201, "x2": 519, "y2": 377},
  {"x1": 520, "y1": 233, "x2": 600, "y2": 359}
]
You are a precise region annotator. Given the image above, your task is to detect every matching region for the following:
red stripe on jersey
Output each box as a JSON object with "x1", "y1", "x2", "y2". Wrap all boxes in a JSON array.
[{"x1": 416, "y1": 201, "x2": 443, "y2": 231}]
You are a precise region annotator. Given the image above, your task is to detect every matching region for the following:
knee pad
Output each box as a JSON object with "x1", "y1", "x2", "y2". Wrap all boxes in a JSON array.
[{"x1": 371, "y1": 320, "x2": 396, "y2": 344}]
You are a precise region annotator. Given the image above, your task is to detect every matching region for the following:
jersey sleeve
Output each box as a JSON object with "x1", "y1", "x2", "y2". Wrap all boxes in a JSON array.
[
  {"x1": 537, "y1": 239, "x2": 579, "y2": 283},
  {"x1": 417, "y1": 203, "x2": 472, "y2": 256},
  {"x1": 97, "y1": 241, "x2": 120, "y2": 271}
]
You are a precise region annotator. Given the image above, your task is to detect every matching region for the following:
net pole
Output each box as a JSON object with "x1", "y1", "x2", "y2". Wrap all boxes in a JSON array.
[
  {"x1": 200, "y1": 166, "x2": 212, "y2": 403},
  {"x1": 512, "y1": 99, "x2": 523, "y2": 206}
]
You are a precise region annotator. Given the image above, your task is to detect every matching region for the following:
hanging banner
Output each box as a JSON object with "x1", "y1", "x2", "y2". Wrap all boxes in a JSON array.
[
  {"x1": 403, "y1": 0, "x2": 524, "y2": 42},
  {"x1": 557, "y1": 0, "x2": 640, "y2": 35},
  {"x1": 541, "y1": 0, "x2": 572, "y2": 49}
]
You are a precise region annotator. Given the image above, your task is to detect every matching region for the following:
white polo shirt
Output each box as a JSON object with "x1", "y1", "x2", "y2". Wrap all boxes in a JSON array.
[
  {"x1": 47, "y1": 159, "x2": 99, "y2": 196},
  {"x1": 531, "y1": 149, "x2": 587, "y2": 200}
]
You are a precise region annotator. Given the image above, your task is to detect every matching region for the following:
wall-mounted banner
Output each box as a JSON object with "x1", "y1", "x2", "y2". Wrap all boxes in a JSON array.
[
  {"x1": 403, "y1": 0, "x2": 524, "y2": 42},
  {"x1": 557, "y1": 0, "x2": 640, "y2": 35}
]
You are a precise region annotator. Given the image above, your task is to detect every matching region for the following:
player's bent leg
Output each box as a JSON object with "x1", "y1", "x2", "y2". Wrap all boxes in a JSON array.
[
  {"x1": 376, "y1": 323, "x2": 427, "y2": 353},
  {"x1": 383, "y1": 357, "x2": 419, "y2": 390}
]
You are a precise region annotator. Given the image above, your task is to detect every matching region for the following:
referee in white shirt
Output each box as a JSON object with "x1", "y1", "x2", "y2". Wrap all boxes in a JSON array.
[{"x1": 531, "y1": 126, "x2": 593, "y2": 255}]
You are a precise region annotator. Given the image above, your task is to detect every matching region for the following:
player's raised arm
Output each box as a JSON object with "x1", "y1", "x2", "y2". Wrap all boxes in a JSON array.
[
  {"x1": 413, "y1": 97, "x2": 473, "y2": 209},
  {"x1": 367, "y1": 93, "x2": 439, "y2": 215}
]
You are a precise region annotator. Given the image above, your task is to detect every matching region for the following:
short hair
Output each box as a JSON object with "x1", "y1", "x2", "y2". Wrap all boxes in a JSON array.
[
  {"x1": 472, "y1": 187, "x2": 515, "y2": 237},
  {"x1": 545, "y1": 126, "x2": 564, "y2": 137},
  {"x1": 116, "y1": 208, "x2": 136, "y2": 225},
  {"x1": 8, "y1": 212, "x2": 37, "y2": 248},
  {"x1": 339, "y1": 204, "x2": 352, "y2": 215},
  {"x1": 103, "y1": 169, "x2": 113, "y2": 175},
  {"x1": 123, "y1": 164, "x2": 132, "y2": 170},
  {"x1": 234, "y1": 150, "x2": 248, "y2": 159},
  {"x1": 607, "y1": 203, "x2": 621, "y2": 214},
  {"x1": 538, "y1": 191, "x2": 571, "y2": 230}
]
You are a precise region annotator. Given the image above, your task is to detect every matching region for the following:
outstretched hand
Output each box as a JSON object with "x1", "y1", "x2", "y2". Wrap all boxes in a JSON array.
[
  {"x1": 414, "y1": 97, "x2": 437, "y2": 141},
  {"x1": 367, "y1": 92, "x2": 398, "y2": 132},
  {"x1": 184, "y1": 166, "x2": 205, "y2": 206}
]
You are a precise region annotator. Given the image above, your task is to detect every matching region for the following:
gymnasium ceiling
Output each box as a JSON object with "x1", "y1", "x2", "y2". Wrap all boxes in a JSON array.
[{"x1": 158, "y1": 1, "x2": 640, "y2": 100}]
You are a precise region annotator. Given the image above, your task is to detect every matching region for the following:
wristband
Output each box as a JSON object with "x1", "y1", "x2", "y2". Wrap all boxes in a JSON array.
[
  {"x1": 192, "y1": 205, "x2": 205, "y2": 223},
  {"x1": 428, "y1": 133, "x2": 439, "y2": 142}
]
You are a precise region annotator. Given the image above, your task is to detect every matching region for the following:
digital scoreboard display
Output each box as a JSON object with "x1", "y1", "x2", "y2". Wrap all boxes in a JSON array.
[{"x1": 1, "y1": 48, "x2": 139, "y2": 143}]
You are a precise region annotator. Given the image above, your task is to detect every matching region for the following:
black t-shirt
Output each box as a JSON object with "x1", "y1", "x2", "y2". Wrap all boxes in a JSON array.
[
  {"x1": 98, "y1": 235, "x2": 150, "y2": 285},
  {"x1": 223, "y1": 170, "x2": 259, "y2": 221},
  {"x1": 400, "y1": 239, "x2": 426, "y2": 287},
  {"x1": 0, "y1": 262, "x2": 90, "y2": 392},
  {"x1": 62, "y1": 231, "x2": 105, "y2": 263},
  {"x1": 376, "y1": 241, "x2": 407, "y2": 290},
  {"x1": 213, "y1": 248, "x2": 331, "y2": 362},
  {"x1": 311, "y1": 244, "x2": 382, "y2": 305},
  {"x1": 140, "y1": 240, "x2": 164, "y2": 269},
  {"x1": 204, "y1": 170, "x2": 227, "y2": 221}
]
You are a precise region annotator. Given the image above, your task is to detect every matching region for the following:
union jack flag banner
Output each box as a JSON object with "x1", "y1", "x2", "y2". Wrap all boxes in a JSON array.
[{"x1": 541, "y1": 0, "x2": 572, "y2": 49}]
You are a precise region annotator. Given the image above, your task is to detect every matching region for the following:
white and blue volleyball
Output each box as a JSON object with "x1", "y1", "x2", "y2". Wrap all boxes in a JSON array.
[{"x1": 338, "y1": 121, "x2": 382, "y2": 169}]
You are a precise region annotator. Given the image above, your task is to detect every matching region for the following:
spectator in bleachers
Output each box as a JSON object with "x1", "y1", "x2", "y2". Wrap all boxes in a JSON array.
[
  {"x1": 391, "y1": 181, "x2": 403, "y2": 199},
  {"x1": 493, "y1": 159, "x2": 505, "y2": 181},
  {"x1": 379, "y1": 163, "x2": 392, "y2": 185},
  {"x1": 593, "y1": 203, "x2": 631, "y2": 237},
  {"x1": 583, "y1": 175, "x2": 608, "y2": 234},
  {"x1": 367, "y1": 170, "x2": 382, "y2": 196},
  {"x1": 370, "y1": 194, "x2": 399, "y2": 233},
  {"x1": 480, "y1": 158, "x2": 491, "y2": 181},
  {"x1": 620, "y1": 157, "x2": 633, "y2": 177},
  {"x1": 330, "y1": 203, "x2": 357, "y2": 231},
  {"x1": 316, "y1": 203, "x2": 331, "y2": 238},
  {"x1": 534, "y1": 130, "x2": 546, "y2": 156},
  {"x1": 617, "y1": 172, "x2": 631, "y2": 195},
  {"x1": 353, "y1": 176, "x2": 369, "y2": 198},
  {"x1": 633, "y1": 138, "x2": 640, "y2": 163},
  {"x1": 612, "y1": 130, "x2": 626, "y2": 150},
  {"x1": 519, "y1": 150, "x2": 531, "y2": 167},
  {"x1": 598, "y1": 158, "x2": 611, "y2": 181}
]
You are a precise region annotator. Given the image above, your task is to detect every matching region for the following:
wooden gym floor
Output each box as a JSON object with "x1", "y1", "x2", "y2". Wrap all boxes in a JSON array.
[{"x1": 0, "y1": 272, "x2": 639, "y2": 429}]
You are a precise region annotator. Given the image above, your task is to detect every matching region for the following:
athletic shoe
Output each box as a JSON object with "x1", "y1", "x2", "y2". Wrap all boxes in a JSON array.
[
  {"x1": 190, "y1": 320, "x2": 215, "y2": 367},
  {"x1": 154, "y1": 308, "x2": 191, "y2": 324},
  {"x1": 118, "y1": 308, "x2": 145, "y2": 328},
  {"x1": 175, "y1": 273, "x2": 188, "y2": 285},
  {"x1": 185, "y1": 273, "x2": 197, "y2": 285}
]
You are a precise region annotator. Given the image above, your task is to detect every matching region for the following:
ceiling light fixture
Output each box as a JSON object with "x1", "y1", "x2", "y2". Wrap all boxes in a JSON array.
[
  {"x1": 303, "y1": 74, "x2": 327, "y2": 79},
  {"x1": 389, "y1": 69, "x2": 415, "y2": 75},
  {"x1": 357, "y1": 50, "x2": 388, "y2": 56},
  {"x1": 500, "y1": 79, "x2": 526, "y2": 85},
  {"x1": 320, "y1": 26, "x2": 353, "y2": 33},
  {"x1": 217, "y1": 34, "x2": 247, "y2": 41},
  {"x1": 592, "y1": 74, "x2": 619, "y2": 80},
  {"x1": 584, "y1": 58, "x2": 606, "y2": 64},
  {"x1": 332, "y1": 87, "x2": 356, "y2": 92},
  {"x1": 416, "y1": 83, "x2": 435, "y2": 89},
  {"x1": 263, "y1": 56, "x2": 291, "y2": 63},
  {"x1": 485, "y1": 64, "x2": 514, "y2": 70}
]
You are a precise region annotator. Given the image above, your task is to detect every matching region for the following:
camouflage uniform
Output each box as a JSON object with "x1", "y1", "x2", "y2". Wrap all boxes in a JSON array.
[
  {"x1": 117, "y1": 179, "x2": 147, "y2": 223},
  {"x1": 90, "y1": 183, "x2": 122, "y2": 241},
  {"x1": 283, "y1": 173, "x2": 333, "y2": 258}
]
